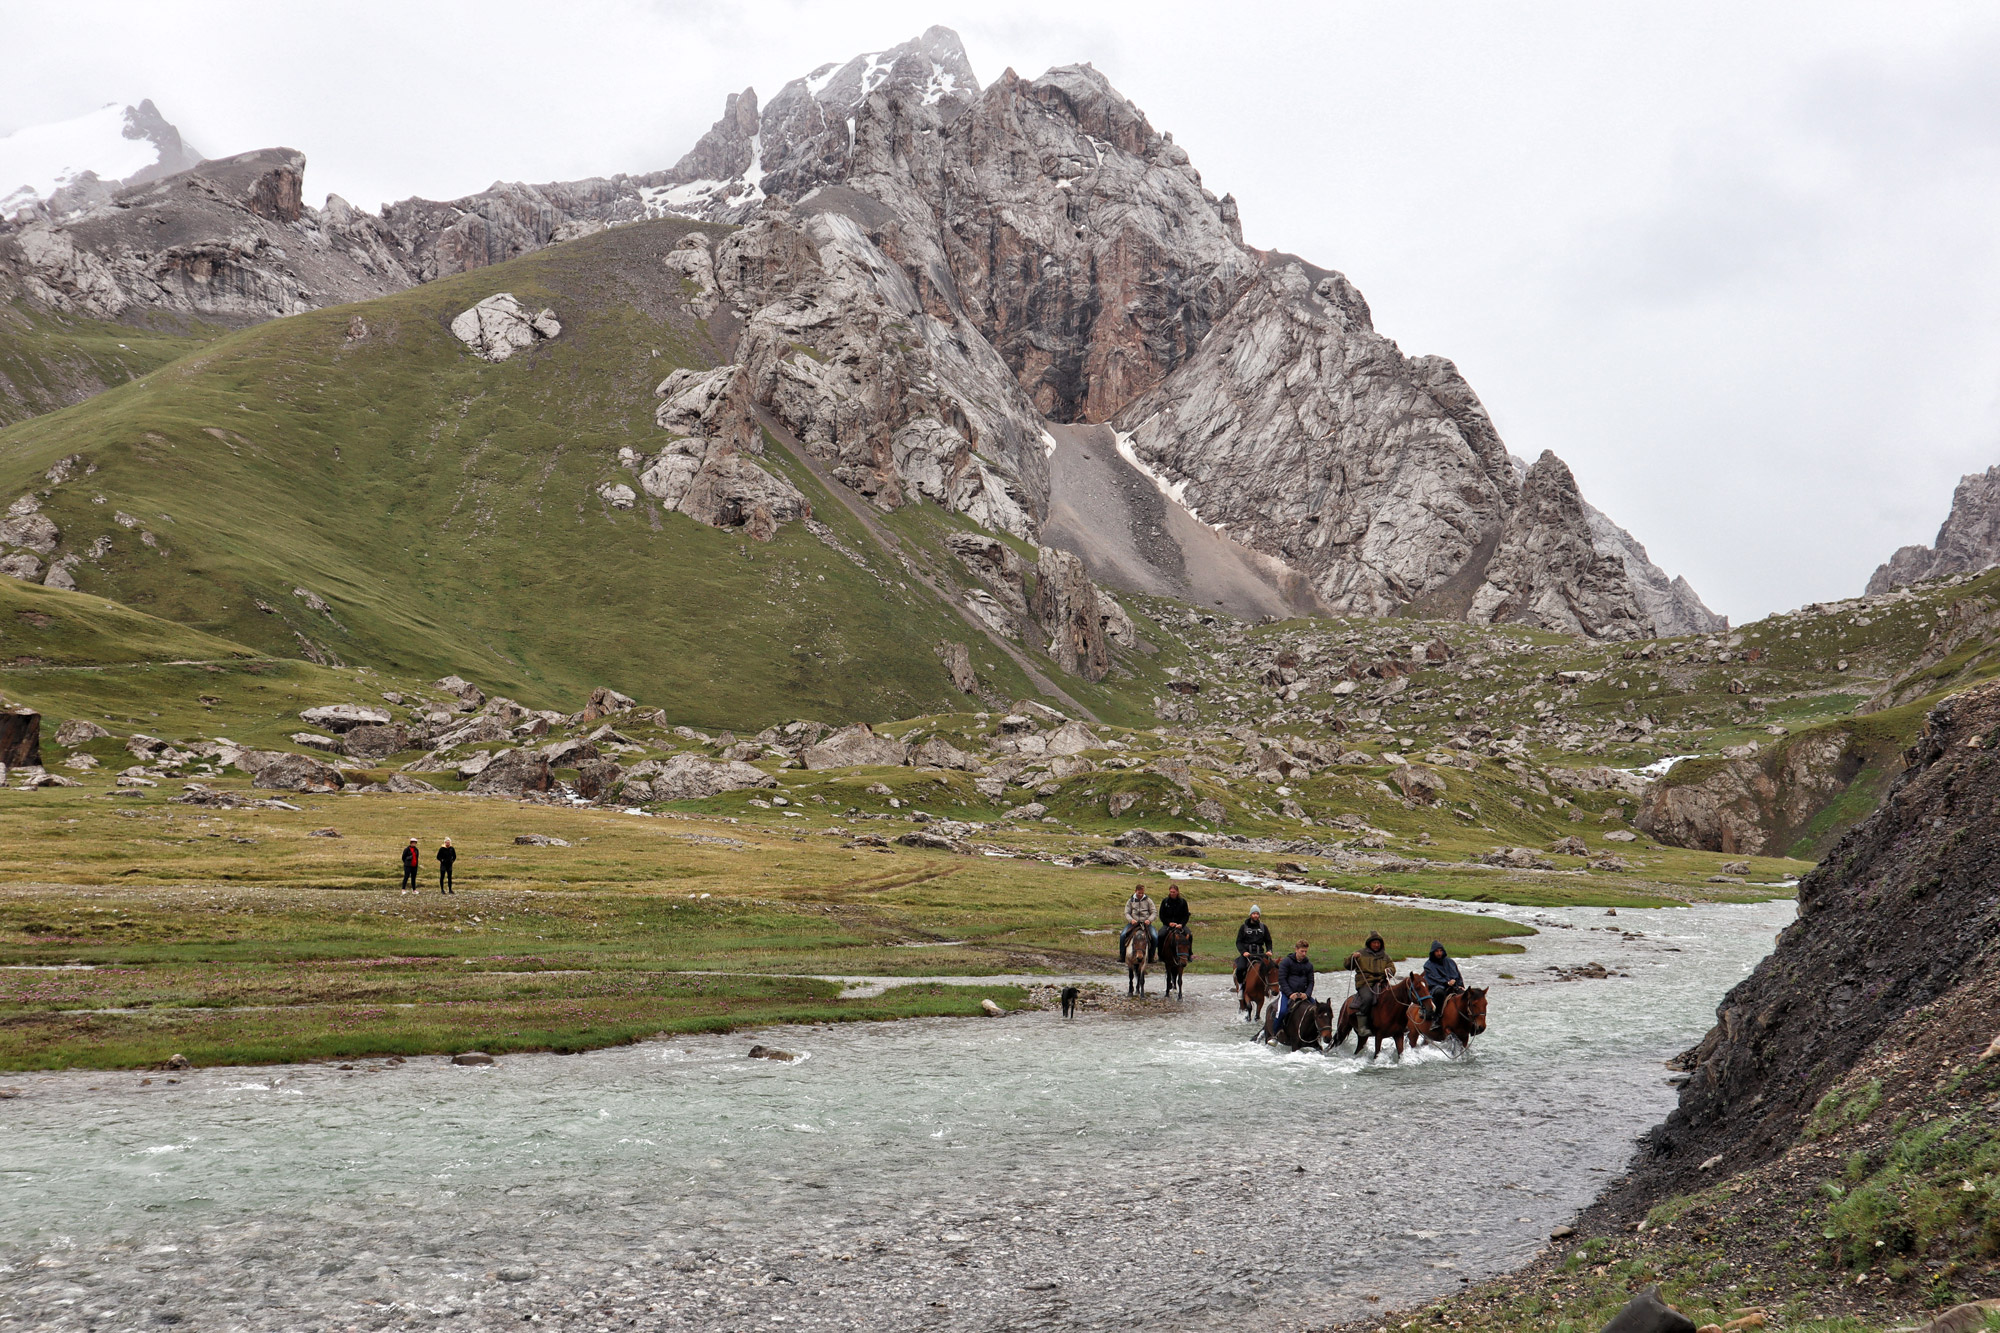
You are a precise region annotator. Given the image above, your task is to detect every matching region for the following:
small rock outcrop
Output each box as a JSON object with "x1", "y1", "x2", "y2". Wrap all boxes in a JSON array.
[
  {"x1": 801, "y1": 724, "x2": 907, "y2": 769},
  {"x1": 466, "y1": 748, "x2": 554, "y2": 796},
  {"x1": 450, "y1": 293, "x2": 561, "y2": 362},
  {"x1": 237, "y1": 749, "x2": 344, "y2": 792},
  {"x1": 299, "y1": 703, "x2": 391, "y2": 733},
  {"x1": 619, "y1": 752, "x2": 775, "y2": 802}
]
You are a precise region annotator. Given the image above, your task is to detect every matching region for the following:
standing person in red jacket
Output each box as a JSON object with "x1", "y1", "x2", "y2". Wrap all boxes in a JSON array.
[{"x1": 400, "y1": 838, "x2": 420, "y2": 893}]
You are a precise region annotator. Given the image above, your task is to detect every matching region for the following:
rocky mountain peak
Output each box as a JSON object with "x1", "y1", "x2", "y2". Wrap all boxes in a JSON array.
[{"x1": 1867, "y1": 463, "x2": 2000, "y2": 594}]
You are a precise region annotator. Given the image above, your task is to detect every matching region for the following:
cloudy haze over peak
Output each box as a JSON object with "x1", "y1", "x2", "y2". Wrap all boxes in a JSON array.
[{"x1": 7, "y1": 0, "x2": 1998, "y2": 622}]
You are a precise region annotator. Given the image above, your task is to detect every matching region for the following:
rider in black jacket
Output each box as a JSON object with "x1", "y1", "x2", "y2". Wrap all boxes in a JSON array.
[{"x1": 1233, "y1": 907, "x2": 1273, "y2": 990}]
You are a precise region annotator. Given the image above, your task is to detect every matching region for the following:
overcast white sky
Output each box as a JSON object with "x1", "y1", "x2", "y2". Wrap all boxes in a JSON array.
[{"x1": 7, "y1": 0, "x2": 1999, "y2": 623}]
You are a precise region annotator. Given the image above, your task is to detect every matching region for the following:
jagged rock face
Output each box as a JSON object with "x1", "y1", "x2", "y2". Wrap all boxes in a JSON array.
[
  {"x1": 656, "y1": 27, "x2": 982, "y2": 219},
  {"x1": 1031, "y1": 545, "x2": 1111, "y2": 681},
  {"x1": 714, "y1": 204, "x2": 1045, "y2": 537},
  {"x1": 0, "y1": 148, "x2": 417, "y2": 324},
  {"x1": 1467, "y1": 452, "x2": 1648, "y2": 640},
  {"x1": 916, "y1": 64, "x2": 1252, "y2": 423},
  {"x1": 1115, "y1": 262, "x2": 1525, "y2": 616},
  {"x1": 1583, "y1": 502, "x2": 1727, "y2": 636},
  {"x1": 641, "y1": 365, "x2": 808, "y2": 541},
  {"x1": 1867, "y1": 464, "x2": 2000, "y2": 594}
]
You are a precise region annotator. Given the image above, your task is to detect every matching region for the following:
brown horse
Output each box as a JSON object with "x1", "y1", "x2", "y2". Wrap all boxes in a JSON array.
[
  {"x1": 1410, "y1": 987, "x2": 1489, "y2": 1051},
  {"x1": 1335, "y1": 974, "x2": 1423, "y2": 1057},
  {"x1": 1124, "y1": 926, "x2": 1151, "y2": 997},
  {"x1": 1160, "y1": 924, "x2": 1192, "y2": 1000},
  {"x1": 1239, "y1": 954, "x2": 1280, "y2": 1024}
]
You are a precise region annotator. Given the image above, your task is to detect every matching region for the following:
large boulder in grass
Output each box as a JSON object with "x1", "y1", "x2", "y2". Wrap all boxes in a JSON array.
[
  {"x1": 0, "y1": 710, "x2": 41, "y2": 767},
  {"x1": 801, "y1": 724, "x2": 907, "y2": 770},
  {"x1": 620, "y1": 752, "x2": 773, "y2": 802},
  {"x1": 466, "y1": 748, "x2": 553, "y2": 796},
  {"x1": 576, "y1": 757, "x2": 623, "y2": 802},
  {"x1": 238, "y1": 750, "x2": 345, "y2": 792},
  {"x1": 341, "y1": 723, "x2": 411, "y2": 762},
  {"x1": 907, "y1": 736, "x2": 981, "y2": 771},
  {"x1": 54, "y1": 718, "x2": 109, "y2": 747},
  {"x1": 299, "y1": 703, "x2": 391, "y2": 734}
]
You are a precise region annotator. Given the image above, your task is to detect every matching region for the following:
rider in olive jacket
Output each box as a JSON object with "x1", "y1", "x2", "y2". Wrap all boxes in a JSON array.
[{"x1": 1233, "y1": 907, "x2": 1273, "y2": 989}]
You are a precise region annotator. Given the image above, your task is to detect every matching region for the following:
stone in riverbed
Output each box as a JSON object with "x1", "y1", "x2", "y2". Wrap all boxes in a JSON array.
[
  {"x1": 747, "y1": 1045, "x2": 796, "y2": 1061},
  {"x1": 980, "y1": 999, "x2": 1005, "y2": 1017},
  {"x1": 164, "y1": 1053, "x2": 190, "y2": 1070},
  {"x1": 451, "y1": 1051, "x2": 495, "y2": 1066}
]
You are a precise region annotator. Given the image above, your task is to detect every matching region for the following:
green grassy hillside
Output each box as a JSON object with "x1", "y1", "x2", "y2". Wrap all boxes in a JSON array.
[
  {"x1": 0, "y1": 300, "x2": 216, "y2": 429},
  {"x1": 0, "y1": 221, "x2": 1079, "y2": 729}
]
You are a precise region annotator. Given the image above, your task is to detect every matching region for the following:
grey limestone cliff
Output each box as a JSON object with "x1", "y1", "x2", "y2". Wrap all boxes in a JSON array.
[{"x1": 1868, "y1": 464, "x2": 2000, "y2": 594}]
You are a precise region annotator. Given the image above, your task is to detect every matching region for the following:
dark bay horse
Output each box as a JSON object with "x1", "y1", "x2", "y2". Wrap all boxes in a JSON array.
[
  {"x1": 1409, "y1": 987, "x2": 1489, "y2": 1051},
  {"x1": 1160, "y1": 923, "x2": 1192, "y2": 1000},
  {"x1": 1264, "y1": 994, "x2": 1333, "y2": 1051},
  {"x1": 1124, "y1": 926, "x2": 1150, "y2": 997},
  {"x1": 1239, "y1": 954, "x2": 1279, "y2": 1025},
  {"x1": 1335, "y1": 975, "x2": 1422, "y2": 1057}
]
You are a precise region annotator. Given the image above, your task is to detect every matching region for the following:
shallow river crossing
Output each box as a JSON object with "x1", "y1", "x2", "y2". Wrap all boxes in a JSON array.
[{"x1": 2, "y1": 896, "x2": 1794, "y2": 1331}]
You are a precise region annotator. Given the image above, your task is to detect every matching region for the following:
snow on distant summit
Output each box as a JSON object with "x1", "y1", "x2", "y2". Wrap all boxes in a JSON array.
[{"x1": 0, "y1": 100, "x2": 203, "y2": 219}]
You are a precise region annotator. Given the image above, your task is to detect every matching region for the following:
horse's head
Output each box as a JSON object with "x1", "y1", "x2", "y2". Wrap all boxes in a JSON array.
[{"x1": 1464, "y1": 987, "x2": 1488, "y2": 1034}]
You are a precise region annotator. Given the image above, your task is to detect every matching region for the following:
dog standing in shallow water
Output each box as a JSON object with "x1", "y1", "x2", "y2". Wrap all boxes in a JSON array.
[{"x1": 1060, "y1": 986, "x2": 1080, "y2": 1018}]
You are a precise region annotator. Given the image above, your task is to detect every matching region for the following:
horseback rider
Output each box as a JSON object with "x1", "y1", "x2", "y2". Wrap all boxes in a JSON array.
[
  {"x1": 1158, "y1": 883, "x2": 1191, "y2": 951},
  {"x1": 1420, "y1": 940, "x2": 1465, "y2": 1028},
  {"x1": 1268, "y1": 939, "x2": 1315, "y2": 1039},
  {"x1": 1232, "y1": 906, "x2": 1273, "y2": 991},
  {"x1": 1343, "y1": 931, "x2": 1397, "y2": 1028},
  {"x1": 1118, "y1": 884, "x2": 1158, "y2": 964}
]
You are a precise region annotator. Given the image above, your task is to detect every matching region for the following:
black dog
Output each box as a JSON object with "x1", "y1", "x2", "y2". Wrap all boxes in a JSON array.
[{"x1": 1060, "y1": 986, "x2": 1080, "y2": 1018}]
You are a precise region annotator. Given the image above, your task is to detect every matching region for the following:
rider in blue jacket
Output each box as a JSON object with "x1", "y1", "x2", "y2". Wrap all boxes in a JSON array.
[{"x1": 1420, "y1": 940, "x2": 1464, "y2": 1028}]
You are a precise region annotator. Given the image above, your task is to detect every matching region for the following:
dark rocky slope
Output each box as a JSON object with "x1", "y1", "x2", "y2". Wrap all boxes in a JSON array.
[{"x1": 1646, "y1": 678, "x2": 2000, "y2": 1185}]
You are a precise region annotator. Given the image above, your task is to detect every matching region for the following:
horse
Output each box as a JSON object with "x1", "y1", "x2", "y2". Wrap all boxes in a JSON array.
[
  {"x1": 1410, "y1": 987, "x2": 1489, "y2": 1051},
  {"x1": 1124, "y1": 925, "x2": 1151, "y2": 997},
  {"x1": 1264, "y1": 994, "x2": 1333, "y2": 1051},
  {"x1": 1334, "y1": 974, "x2": 1423, "y2": 1057},
  {"x1": 1239, "y1": 953, "x2": 1280, "y2": 1024},
  {"x1": 1160, "y1": 923, "x2": 1193, "y2": 1000}
]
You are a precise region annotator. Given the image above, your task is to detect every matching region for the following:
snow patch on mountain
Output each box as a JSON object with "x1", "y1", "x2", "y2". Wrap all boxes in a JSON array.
[{"x1": 0, "y1": 100, "x2": 201, "y2": 219}]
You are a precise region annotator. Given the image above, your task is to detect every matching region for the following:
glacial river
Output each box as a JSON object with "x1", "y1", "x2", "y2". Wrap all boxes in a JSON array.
[{"x1": 2, "y1": 896, "x2": 1792, "y2": 1332}]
